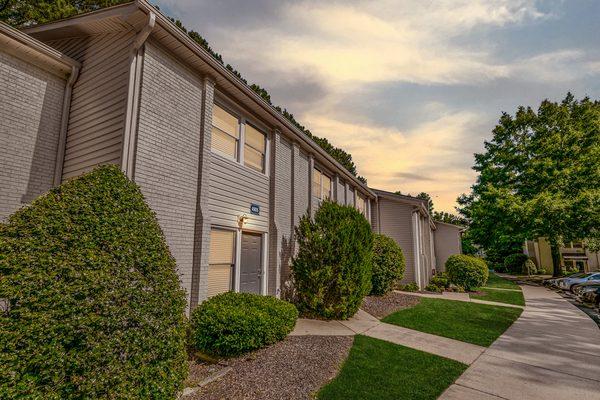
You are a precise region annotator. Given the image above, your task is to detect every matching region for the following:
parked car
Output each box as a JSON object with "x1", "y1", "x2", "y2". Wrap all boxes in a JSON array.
[
  {"x1": 581, "y1": 287, "x2": 600, "y2": 307},
  {"x1": 558, "y1": 272, "x2": 600, "y2": 292},
  {"x1": 545, "y1": 272, "x2": 585, "y2": 288},
  {"x1": 574, "y1": 282, "x2": 600, "y2": 297}
]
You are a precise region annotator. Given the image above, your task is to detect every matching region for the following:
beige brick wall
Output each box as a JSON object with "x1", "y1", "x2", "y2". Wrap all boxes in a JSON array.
[
  {"x1": 0, "y1": 50, "x2": 66, "y2": 221},
  {"x1": 134, "y1": 43, "x2": 205, "y2": 309}
]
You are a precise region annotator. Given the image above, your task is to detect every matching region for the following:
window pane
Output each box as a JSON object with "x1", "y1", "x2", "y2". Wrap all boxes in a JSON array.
[
  {"x1": 207, "y1": 264, "x2": 232, "y2": 297},
  {"x1": 209, "y1": 229, "x2": 235, "y2": 264},
  {"x1": 245, "y1": 124, "x2": 266, "y2": 153},
  {"x1": 212, "y1": 128, "x2": 238, "y2": 159},
  {"x1": 244, "y1": 144, "x2": 264, "y2": 172},
  {"x1": 312, "y1": 168, "x2": 322, "y2": 199},
  {"x1": 323, "y1": 175, "x2": 331, "y2": 199},
  {"x1": 213, "y1": 104, "x2": 239, "y2": 138}
]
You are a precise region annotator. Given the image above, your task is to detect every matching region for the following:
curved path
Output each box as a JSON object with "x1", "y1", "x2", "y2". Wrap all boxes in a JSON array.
[{"x1": 440, "y1": 284, "x2": 600, "y2": 400}]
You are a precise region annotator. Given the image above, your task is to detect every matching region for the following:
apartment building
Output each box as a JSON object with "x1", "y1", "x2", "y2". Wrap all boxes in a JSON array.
[
  {"x1": 1, "y1": 1, "x2": 464, "y2": 306},
  {"x1": 524, "y1": 238, "x2": 600, "y2": 273},
  {"x1": 0, "y1": 3, "x2": 375, "y2": 310}
]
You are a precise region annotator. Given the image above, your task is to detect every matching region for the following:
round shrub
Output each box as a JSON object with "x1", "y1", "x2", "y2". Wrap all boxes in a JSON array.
[
  {"x1": 503, "y1": 253, "x2": 529, "y2": 274},
  {"x1": 370, "y1": 234, "x2": 405, "y2": 295},
  {"x1": 430, "y1": 272, "x2": 450, "y2": 289},
  {"x1": 292, "y1": 200, "x2": 373, "y2": 319},
  {"x1": 401, "y1": 282, "x2": 420, "y2": 292},
  {"x1": 190, "y1": 292, "x2": 298, "y2": 357},
  {"x1": 445, "y1": 254, "x2": 489, "y2": 291},
  {"x1": 0, "y1": 166, "x2": 188, "y2": 399}
]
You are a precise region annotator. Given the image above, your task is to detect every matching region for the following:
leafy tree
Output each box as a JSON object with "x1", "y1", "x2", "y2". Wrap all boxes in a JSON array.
[
  {"x1": 1, "y1": 0, "x2": 366, "y2": 182},
  {"x1": 459, "y1": 94, "x2": 600, "y2": 276},
  {"x1": 416, "y1": 192, "x2": 434, "y2": 214}
]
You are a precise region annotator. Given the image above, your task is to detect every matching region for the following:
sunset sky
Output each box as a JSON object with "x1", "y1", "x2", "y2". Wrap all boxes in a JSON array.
[{"x1": 156, "y1": 0, "x2": 600, "y2": 212}]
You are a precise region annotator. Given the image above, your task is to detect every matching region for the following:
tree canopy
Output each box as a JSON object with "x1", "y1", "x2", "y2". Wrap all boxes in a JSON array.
[
  {"x1": 458, "y1": 94, "x2": 600, "y2": 275},
  {"x1": 0, "y1": 0, "x2": 366, "y2": 183}
]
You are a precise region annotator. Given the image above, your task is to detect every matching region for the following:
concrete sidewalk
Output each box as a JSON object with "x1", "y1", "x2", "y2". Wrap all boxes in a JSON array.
[
  {"x1": 290, "y1": 309, "x2": 485, "y2": 365},
  {"x1": 440, "y1": 284, "x2": 600, "y2": 400}
]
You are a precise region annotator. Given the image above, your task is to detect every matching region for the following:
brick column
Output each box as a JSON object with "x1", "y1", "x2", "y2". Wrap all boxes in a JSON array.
[{"x1": 190, "y1": 76, "x2": 214, "y2": 309}]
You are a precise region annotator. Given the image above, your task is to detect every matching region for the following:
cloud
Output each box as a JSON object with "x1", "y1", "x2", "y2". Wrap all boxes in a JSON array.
[
  {"x1": 155, "y1": 0, "x2": 600, "y2": 212},
  {"x1": 301, "y1": 109, "x2": 483, "y2": 212}
]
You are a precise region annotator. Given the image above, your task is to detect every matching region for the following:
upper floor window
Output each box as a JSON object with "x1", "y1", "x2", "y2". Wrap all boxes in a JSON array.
[
  {"x1": 244, "y1": 124, "x2": 266, "y2": 173},
  {"x1": 313, "y1": 167, "x2": 331, "y2": 200},
  {"x1": 212, "y1": 104, "x2": 239, "y2": 160},
  {"x1": 357, "y1": 194, "x2": 366, "y2": 215},
  {"x1": 212, "y1": 102, "x2": 268, "y2": 174}
]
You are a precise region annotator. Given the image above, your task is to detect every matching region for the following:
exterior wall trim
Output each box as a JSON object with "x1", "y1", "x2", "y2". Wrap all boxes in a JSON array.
[
  {"x1": 53, "y1": 65, "x2": 80, "y2": 185},
  {"x1": 121, "y1": 11, "x2": 155, "y2": 179}
]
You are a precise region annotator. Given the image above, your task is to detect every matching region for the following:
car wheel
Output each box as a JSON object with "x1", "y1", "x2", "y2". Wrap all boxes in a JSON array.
[{"x1": 569, "y1": 284, "x2": 579, "y2": 293}]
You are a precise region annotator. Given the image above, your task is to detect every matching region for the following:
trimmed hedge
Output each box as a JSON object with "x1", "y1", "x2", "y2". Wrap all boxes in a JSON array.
[
  {"x1": 430, "y1": 272, "x2": 450, "y2": 289},
  {"x1": 503, "y1": 253, "x2": 529, "y2": 274},
  {"x1": 371, "y1": 234, "x2": 406, "y2": 295},
  {"x1": 0, "y1": 165, "x2": 188, "y2": 399},
  {"x1": 190, "y1": 292, "x2": 298, "y2": 356},
  {"x1": 446, "y1": 255, "x2": 489, "y2": 291},
  {"x1": 292, "y1": 200, "x2": 373, "y2": 319}
]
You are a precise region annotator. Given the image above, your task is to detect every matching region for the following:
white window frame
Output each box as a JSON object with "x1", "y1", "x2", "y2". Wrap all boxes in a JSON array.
[
  {"x1": 313, "y1": 167, "x2": 332, "y2": 201},
  {"x1": 211, "y1": 103, "x2": 241, "y2": 162},
  {"x1": 210, "y1": 225, "x2": 268, "y2": 296},
  {"x1": 212, "y1": 97, "x2": 270, "y2": 176}
]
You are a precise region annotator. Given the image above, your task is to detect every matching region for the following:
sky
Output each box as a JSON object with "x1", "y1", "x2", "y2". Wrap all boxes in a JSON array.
[{"x1": 155, "y1": 0, "x2": 600, "y2": 213}]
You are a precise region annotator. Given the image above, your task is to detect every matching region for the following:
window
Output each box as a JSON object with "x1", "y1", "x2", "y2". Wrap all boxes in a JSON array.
[
  {"x1": 207, "y1": 229, "x2": 235, "y2": 298},
  {"x1": 212, "y1": 104, "x2": 239, "y2": 159},
  {"x1": 357, "y1": 194, "x2": 366, "y2": 215},
  {"x1": 312, "y1": 168, "x2": 331, "y2": 200},
  {"x1": 244, "y1": 124, "x2": 266, "y2": 172}
]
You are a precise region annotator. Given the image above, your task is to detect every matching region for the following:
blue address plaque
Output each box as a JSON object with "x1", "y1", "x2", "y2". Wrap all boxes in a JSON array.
[{"x1": 250, "y1": 203, "x2": 260, "y2": 215}]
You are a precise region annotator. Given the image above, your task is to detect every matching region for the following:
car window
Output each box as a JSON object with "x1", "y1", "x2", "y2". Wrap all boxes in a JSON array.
[{"x1": 589, "y1": 274, "x2": 600, "y2": 280}]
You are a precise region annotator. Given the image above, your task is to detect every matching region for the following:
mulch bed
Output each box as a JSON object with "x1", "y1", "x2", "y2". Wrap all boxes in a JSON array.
[
  {"x1": 186, "y1": 335, "x2": 353, "y2": 400},
  {"x1": 361, "y1": 291, "x2": 421, "y2": 319}
]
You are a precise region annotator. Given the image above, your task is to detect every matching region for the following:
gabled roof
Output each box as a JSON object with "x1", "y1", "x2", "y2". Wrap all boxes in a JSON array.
[
  {"x1": 24, "y1": 0, "x2": 375, "y2": 197},
  {"x1": 371, "y1": 188, "x2": 434, "y2": 226},
  {"x1": 1, "y1": 22, "x2": 79, "y2": 77},
  {"x1": 433, "y1": 220, "x2": 465, "y2": 231}
]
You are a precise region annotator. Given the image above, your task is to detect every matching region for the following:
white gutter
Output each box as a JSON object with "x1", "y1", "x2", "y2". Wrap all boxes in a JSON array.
[
  {"x1": 122, "y1": 11, "x2": 156, "y2": 178},
  {"x1": 53, "y1": 64, "x2": 80, "y2": 185}
]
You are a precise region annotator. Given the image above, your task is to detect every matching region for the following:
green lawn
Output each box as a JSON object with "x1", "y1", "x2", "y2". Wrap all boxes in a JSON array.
[
  {"x1": 382, "y1": 298, "x2": 522, "y2": 346},
  {"x1": 470, "y1": 288, "x2": 525, "y2": 306},
  {"x1": 486, "y1": 272, "x2": 520, "y2": 289},
  {"x1": 318, "y1": 335, "x2": 467, "y2": 400}
]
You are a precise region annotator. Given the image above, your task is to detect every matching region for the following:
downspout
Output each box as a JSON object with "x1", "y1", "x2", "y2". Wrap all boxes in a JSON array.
[
  {"x1": 122, "y1": 11, "x2": 156, "y2": 179},
  {"x1": 53, "y1": 64, "x2": 80, "y2": 186},
  {"x1": 412, "y1": 211, "x2": 422, "y2": 289}
]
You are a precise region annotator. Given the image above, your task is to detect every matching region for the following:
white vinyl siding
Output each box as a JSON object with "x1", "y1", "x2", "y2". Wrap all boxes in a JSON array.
[
  {"x1": 244, "y1": 124, "x2": 266, "y2": 173},
  {"x1": 212, "y1": 104, "x2": 240, "y2": 160},
  {"x1": 208, "y1": 228, "x2": 235, "y2": 297}
]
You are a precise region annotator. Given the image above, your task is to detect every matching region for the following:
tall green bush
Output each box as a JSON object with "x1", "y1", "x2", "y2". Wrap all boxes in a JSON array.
[
  {"x1": 446, "y1": 255, "x2": 489, "y2": 291},
  {"x1": 371, "y1": 234, "x2": 405, "y2": 295},
  {"x1": 504, "y1": 253, "x2": 529, "y2": 274},
  {"x1": 0, "y1": 166, "x2": 188, "y2": 399},
  {"x1": 292, "y1": 200, "x2": 373, "y2": 319},
  {"x1": 190, "y1": 292, "x2": 298, "y2": 357}
]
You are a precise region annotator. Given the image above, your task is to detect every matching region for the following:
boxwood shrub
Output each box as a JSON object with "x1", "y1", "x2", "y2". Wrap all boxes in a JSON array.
[
  {"x1": 504, "y1": 253, "x2": 529, "y2": 274},
  {"x1": 370, "y1": 234, "x2": 405, "y2": 295},
  {"x1": 445, "y1": 254, "x2": 489, "y2": 291},
  {"x1": 0, "y1": 166, "x2": 188, "y2": 399},
  {"x1": 292, "y1": 200, "x2": 373, "y2": 319},
  {"x1": 190, "y1": 292, "x2": 298, "y2": 357}
]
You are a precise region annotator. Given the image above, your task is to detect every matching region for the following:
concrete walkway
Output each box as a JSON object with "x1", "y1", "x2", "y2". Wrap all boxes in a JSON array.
[
  {"x1": 396, "y1": 290, "x2": 525, "y2": 309},
  {"x1": 290, "y1": 309, "x2": 485, "y2": 365},
  {"x1": 440, "y1": 284, "x2": 600, "y2": 400}
]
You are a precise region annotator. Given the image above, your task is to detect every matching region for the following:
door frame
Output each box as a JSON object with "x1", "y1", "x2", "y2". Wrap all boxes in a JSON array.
[{"x1": 233, "y1": 227, "x2": 268, "y2": 295}]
